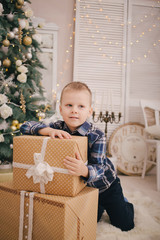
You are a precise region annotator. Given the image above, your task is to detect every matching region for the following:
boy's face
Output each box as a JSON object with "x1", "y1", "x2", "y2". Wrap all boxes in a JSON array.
[{"x1": 59, "y1": 89, "x2": 93, "y2": 132}]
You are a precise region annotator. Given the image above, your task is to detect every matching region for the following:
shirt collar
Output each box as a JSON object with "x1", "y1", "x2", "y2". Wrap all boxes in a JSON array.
[{"x1": 63, "y1": 121, "x2": 91, "y2": 136}]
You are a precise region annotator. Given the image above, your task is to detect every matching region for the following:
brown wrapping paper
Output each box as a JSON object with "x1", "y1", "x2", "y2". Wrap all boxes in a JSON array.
[
  {"x1": 13, "y1": 135, "x2": 88, "y2": 196},
  {"x1": 0, "y1": 182, "x2": 98, "y2": 240}
]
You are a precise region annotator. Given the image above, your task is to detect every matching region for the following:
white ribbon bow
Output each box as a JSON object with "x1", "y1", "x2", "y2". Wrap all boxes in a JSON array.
[{"x1": 26, "y1": 153, "x2": 54, "y2": 184}]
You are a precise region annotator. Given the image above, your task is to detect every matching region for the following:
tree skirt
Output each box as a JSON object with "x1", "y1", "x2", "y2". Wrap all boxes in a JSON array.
[{"x1": 96, "y1": 191, "x2": 160, "y2": 240}]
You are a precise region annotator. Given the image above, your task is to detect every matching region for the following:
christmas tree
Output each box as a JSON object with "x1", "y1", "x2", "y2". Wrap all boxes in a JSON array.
[{"x1": 0, "y1": 0, "x2": 52, "y2": 165}]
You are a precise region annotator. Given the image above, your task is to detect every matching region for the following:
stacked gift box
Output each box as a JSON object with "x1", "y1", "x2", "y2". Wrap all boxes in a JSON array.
[{"x1": 0, "y1": 135, "x2": 98, "y2": 240}]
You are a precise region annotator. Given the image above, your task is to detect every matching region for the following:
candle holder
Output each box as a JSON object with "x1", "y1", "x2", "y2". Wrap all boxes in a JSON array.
[{"x1": 92, "y1": 111, "x2": 122, "y2": 155}]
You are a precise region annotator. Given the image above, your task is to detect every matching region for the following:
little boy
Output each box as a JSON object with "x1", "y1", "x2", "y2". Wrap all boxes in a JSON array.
[{"x1": 20, "y1": 82, "x2": 134, "y2": 231}]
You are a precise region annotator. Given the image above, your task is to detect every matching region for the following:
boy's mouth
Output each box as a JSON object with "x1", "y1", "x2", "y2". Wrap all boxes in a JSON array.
[{"x1": 69, "y1": 116, "x2": 79, "y2": 119}]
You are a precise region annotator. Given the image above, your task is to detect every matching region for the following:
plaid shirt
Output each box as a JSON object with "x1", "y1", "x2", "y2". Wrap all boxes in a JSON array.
[{"x1": 20, "y1": 120, "x2": 117, "y2": 193}]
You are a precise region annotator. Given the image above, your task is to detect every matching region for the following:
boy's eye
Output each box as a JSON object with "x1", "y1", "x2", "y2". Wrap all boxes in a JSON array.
[
  {"x1": 79, "y1": 105, "x2": 84, "y2": 108},
  {"x1": 67, "y1": 104, "x2": 72, "y2": 107}
]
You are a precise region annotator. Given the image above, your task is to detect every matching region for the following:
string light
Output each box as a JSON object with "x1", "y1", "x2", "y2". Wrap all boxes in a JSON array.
[
  {"x1": 52, "y1": 0, "x2": 160, "y2": 102},
  {"x1": 78, "y1": 0, "x2": 160, "y2": 66}
]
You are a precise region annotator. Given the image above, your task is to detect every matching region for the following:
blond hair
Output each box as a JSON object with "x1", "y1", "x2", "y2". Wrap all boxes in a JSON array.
[{"x1": 60, "y1": 81, "x2": 92, "y2": 104}]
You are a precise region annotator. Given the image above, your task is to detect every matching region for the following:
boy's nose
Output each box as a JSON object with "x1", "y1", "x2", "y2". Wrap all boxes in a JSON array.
[{"x1": 72, "y1": 106, "x2": 78, "y2": 113}]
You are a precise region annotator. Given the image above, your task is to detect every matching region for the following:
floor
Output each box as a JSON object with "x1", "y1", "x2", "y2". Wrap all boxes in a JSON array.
[{"x1": 118, "y1": 167, "x2": 160, "y2": 204}]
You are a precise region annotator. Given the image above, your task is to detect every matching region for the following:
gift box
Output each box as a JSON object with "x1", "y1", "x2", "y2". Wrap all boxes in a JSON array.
[
  {"x1": 13, "y1": 135, "x2": 88, "y2": 196},
  {"x1": 0, "y1": 182, "x2": 98, "y2": 240}
]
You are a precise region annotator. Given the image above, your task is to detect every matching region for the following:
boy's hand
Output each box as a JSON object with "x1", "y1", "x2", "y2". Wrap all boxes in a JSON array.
[
  {"x1": 63, "y1": 153, "x2": 88, "y2": 178},
  {"x1": 38, "y1": 127, "x2": 72, "y2": 139},
  {"x1": 49, "y1": 129, "x2": 72, "y2": 139}
]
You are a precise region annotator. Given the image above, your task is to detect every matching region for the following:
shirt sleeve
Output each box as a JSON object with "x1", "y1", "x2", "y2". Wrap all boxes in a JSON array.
[
  {"x1": 20, "y1": 120, "x2": 62, "y2": 135},
  {"x1": 86, "y1": 134, "x2": 107, "y2": 183},
  {"x1": 20, "y1": 121, "x2": 48, "y2": 135}
]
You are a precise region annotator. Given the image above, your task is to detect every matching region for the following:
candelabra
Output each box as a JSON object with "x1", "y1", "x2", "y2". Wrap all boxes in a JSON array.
[{"x1": 92, "y1": 111, "x2": 122, "y2": 155}]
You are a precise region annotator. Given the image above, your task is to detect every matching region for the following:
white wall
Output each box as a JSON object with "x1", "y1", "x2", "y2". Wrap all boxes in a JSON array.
[{"x1": 31, "y1": 0, "x2": 75, "y2": 91}]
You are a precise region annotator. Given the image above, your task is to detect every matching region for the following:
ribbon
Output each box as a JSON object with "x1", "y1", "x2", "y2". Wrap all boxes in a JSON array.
[
  {"x1": 26, "y1": 152, "x2": 54, "y2": 185},
  {"x1": 13, "y1": 137, "x2": 69, "y2": 194},
  {"x1": 19, "y1": 191, "x2": 35, "y2": 240},
  {"x1": 25, "y1": 137, "x2": 54, "y2": 193}
]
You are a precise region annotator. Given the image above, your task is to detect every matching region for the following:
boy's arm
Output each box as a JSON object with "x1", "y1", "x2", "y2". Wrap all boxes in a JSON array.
[
  {"x1": 20, "y1": 121, "x2": 47, "y2": 135},
  {"x1": 64, "y1": 152, "x2": 88, "y2": 178},
  {"x1": 20, "y1": 120, "x2": 71, "y2": 139},
  {"x1": 63, "y1": 134, "x2": 107, "y2": 179},
  {"x1": 85, "y1": 134, "x2": 116, "y2": 185},
  {"x1": 38, "y1": 127, "x2": 71, "y2": 139}
]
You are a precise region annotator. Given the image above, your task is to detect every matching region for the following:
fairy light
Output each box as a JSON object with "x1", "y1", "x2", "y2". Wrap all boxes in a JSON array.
[{"x1": 56, "y1": 0, "x2": 160, "y2": 88}]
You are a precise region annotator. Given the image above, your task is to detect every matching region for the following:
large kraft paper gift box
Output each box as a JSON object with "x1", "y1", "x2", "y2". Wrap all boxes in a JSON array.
[
  {"x1": 0, "y1": 182, "x2": 98, "y2": 240},
  {"x1": 13, "y1": 135, "x2": 88, "y2": 196}
]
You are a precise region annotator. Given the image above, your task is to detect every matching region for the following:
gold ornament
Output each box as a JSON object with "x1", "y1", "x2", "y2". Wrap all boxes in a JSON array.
[
  {"x1": 15, "y1": 2, "x2": 22, "y2": 9},
  {"x1": 17, "y1": 123, "x2": 22, "y2": 129},
  {"x1": 11, "y1": 125, "x2": 17, "y2": 131},
  {"x1": 44, "y1": 104, "x2": 51, "y2": 112},
  {"x1": 20, "y1": 91, "x2": 26, "y2": 114},
  {"x1": 17, "y1": 0, "x2": 24, "y2": 5},
  {"x1": 18, "y1": 23, "x2": 23, "y2": 44},
  {"x1": 23, "y1": 36, "x2": 32, "y2": 46},
  {"x1": 2, "y1": 39, "x2": 10, "y2": 47},
  {"x1": 36, "y1": 111, "x2": 46, "y2": 121},
  {"x1": 3, "y1": 58, "x2": 11, "y2": 68},
  {"x1": 12, "y1": 120, "x2": 19, "y2": 126}
]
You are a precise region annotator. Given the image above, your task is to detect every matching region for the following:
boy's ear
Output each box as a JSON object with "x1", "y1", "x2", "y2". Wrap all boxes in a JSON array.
[
  {"x1": 88, "y1": 106, "x2": 93, "y2": 117},
  {"x1": 59, "y1": 104, "x2": 62, "y2": 114}
]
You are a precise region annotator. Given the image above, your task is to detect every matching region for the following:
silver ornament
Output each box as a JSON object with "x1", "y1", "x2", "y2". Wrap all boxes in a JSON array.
[
  {"x1": 19, "y1": 19, "x2": 26, "y2": 29},
  {"x1": 1, "y1": 46, "x2": 8, "y2": 54},
  {"x1": 13, "y1": 27, "x2": 19, "y2": 34},
  {"x1": 8, "y1": 31, "x2": 15, "y2": 39},
  {"x1": 7, "y1": 13, "x2": 14, "y2": 21},
  {"x1": 10, "y1": 144, "x2": 13, "y2": 149},
  {"x1": 26, "y1": 52, "x2": 32, "y2": 60}
]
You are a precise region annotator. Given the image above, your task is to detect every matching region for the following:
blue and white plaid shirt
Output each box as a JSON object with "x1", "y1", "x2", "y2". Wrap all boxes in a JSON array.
[{"x1": 20, "y1": 120, "x2": 117, "y2": 193}]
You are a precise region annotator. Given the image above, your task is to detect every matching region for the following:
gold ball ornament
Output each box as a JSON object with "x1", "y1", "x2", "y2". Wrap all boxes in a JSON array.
[
  {"x1": 17, "y1": 0, "x2": 24, "y2": 5},
  {"x1": 2, "y1": 39, "x2": 10, "y2": 47},
  {"x1": 15, "y1": 2, "x2": 23, "y2": 9},
  {"x1": 3, "y1": 58, "x2": 11, "y2": 68},
  {"x1": 10, "y1": 125, "x2": 17, "y2": 131},
  {"x1": 17, "y1": 123, "x2": 22, "y2": 129},
  {"x1": 23, "y1": 36, "x2": 32, "y2": 46},
  {"x1": 12, "y1": 120, "x2": 19, "y2": 126}
]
